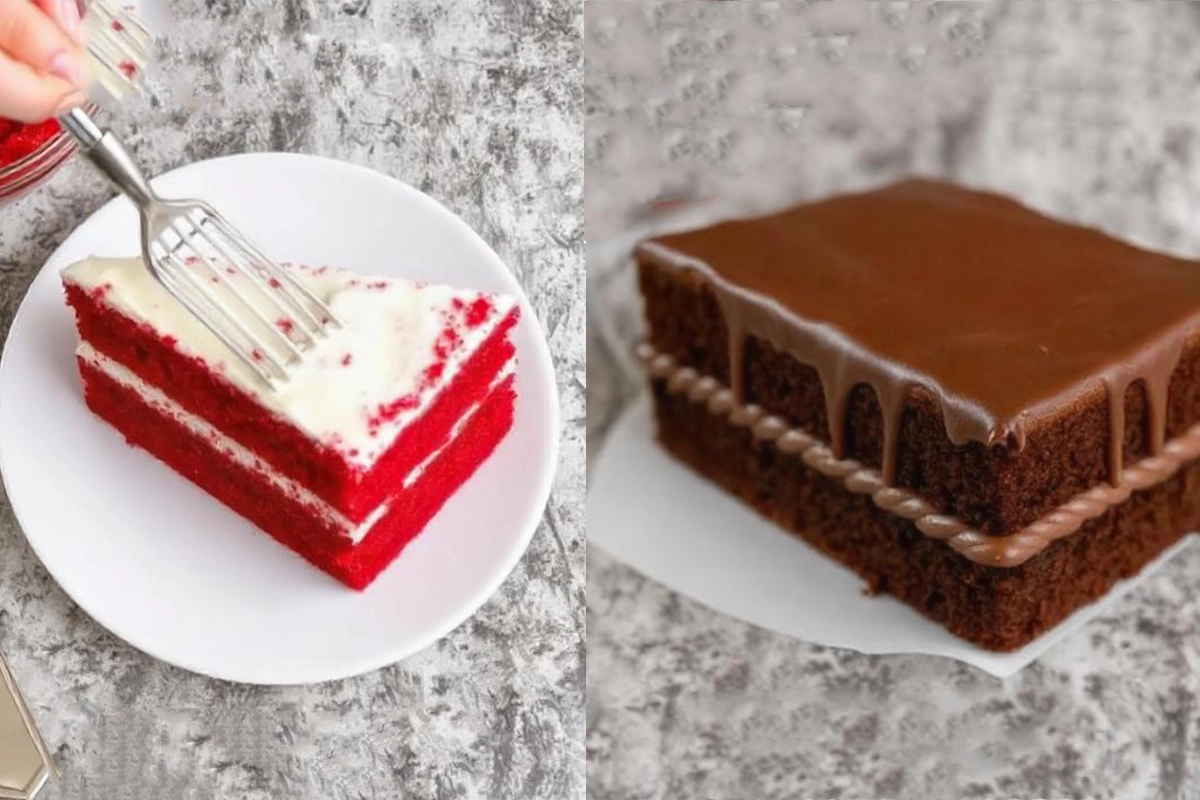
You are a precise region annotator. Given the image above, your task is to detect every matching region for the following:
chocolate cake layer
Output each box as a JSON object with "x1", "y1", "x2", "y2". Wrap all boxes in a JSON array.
[
  {"x1": 649, "y1": 375, "x2": 1200, "y2": 651},
  {"x1": 636, "y1": 180, "x2": 1200, "y2": 534}
]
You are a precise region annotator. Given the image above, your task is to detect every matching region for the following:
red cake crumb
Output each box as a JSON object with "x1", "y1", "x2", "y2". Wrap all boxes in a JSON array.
[
  {"x1": 422, "y1": 362, "x2": 445, "y2": 386},
  {"x1": 432, "y1": 326, "x2": 461, "y2": 360},
  {"x1": 369, "y1": 394, "x2": 420, "y2": 431},
  {"x1": 118, "y1": 61, "x2": 138, "y2": 79},
  {"x1": 465, "y1": 297, "x2": 493, "y2": 327},
  {"x1": 276, "y1": 318, "x2": 295, "y2": 334},
  {"x1": 341, "y1": 354, "x2": 353, "y2": 366}
]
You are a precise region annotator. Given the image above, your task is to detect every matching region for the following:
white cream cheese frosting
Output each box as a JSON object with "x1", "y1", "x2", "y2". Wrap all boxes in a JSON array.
[{"x1": 63, "y1": 257, "x2": 519, "y2": 468}]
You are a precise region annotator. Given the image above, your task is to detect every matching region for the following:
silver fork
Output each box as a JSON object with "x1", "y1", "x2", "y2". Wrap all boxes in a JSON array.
[
  {"x1": 59, "y1": 0, "x2": 340, "y2": 386},
  {"x1": 78, "y1": 0, "x2": 150, "y2": 104},
  {"x1": 60, "y1": 110, "x2": 341, "y2": 386}
]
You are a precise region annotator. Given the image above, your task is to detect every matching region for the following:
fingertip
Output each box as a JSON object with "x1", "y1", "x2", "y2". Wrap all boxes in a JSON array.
[
  {"x1": 47, "y1": 49, "x2": 87, "y2": 89},
  {"x1": 0, "y1": 52, "x2": 84, "y2": 122},
  {"x1": 53, "y1": 90, "x2": 86, "y2": 116},
  {"x1": 61, "y1": 0, "x2": 85, "y2": 46},
  {"x1": 32, "y1": 0, "x2": 85, "y2": 46}
]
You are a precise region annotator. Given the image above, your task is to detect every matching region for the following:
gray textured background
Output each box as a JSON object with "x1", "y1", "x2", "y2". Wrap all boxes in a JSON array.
[
  {"x1": 587, "y1": 2, "x2": 1200, "y2": 799},
  {"x1": 0, "y1": 0, "x2": 584, "y2": 798}
]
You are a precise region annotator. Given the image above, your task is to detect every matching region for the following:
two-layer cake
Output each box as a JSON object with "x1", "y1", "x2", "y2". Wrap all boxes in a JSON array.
[
  {"x1": 63, "y1": 257, "x2": 519, "y2": 590},
  {"x1": 636, "y1": 179, "x2": 1200, "y2": 651}
]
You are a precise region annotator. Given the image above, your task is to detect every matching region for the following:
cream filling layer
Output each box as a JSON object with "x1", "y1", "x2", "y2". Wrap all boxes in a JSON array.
[{"x1": 79, "y1": 343, "x2": 514, "y2": 545}]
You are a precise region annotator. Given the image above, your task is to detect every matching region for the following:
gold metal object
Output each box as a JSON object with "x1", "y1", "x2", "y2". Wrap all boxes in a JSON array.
[{"x1": 0, "y1": 654, "x2": 53, "y2": 800}]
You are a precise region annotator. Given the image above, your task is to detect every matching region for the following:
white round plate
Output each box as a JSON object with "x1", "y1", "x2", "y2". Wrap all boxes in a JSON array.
[{"x1": 0, "y1": 153, "x2": 559, "y2": 684}]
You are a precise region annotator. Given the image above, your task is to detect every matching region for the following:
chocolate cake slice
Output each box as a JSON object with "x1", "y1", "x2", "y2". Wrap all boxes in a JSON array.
[{"x1": 635, "y1": 179, "x2": 1200, "y2": 651}]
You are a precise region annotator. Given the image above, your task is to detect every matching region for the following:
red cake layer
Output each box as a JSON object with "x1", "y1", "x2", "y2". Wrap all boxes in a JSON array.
[
  {"x1": 79, "y1": 359, "x2": 516, "y2": 590},
  {"x1": 65, "y1": 282, "x2": 518, "y2": 521}
]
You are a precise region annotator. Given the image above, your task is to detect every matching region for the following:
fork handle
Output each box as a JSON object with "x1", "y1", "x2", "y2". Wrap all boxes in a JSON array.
[{"x1": 60, "y1": 107, "x2": 157, "y2": 208}]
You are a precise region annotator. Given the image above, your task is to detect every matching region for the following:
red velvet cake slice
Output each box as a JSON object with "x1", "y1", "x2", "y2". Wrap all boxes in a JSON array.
[{"x1": 63, "y1": 256, "x2": 520, "y2": 590}]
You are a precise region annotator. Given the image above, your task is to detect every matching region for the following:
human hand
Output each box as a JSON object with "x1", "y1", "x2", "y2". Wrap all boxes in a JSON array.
[{"x1": 0, "y1": 0, "x2": 87, "y2": 123}]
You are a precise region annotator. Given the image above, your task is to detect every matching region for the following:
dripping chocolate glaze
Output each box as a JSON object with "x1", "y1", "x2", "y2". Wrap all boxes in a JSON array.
[{"x1": 637, "y1": 179, "x2": 1200, "y2": 487}]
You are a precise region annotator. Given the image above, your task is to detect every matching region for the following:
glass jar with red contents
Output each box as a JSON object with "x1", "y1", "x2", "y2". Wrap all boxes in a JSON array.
[{"x1": 0, "y1": 0, "x2": 96, "y2": 205}]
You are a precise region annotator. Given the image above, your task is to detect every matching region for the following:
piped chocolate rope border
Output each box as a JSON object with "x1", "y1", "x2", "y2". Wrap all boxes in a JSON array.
[{"x1": 638, "y1": 344, "x2": 1200, "y2": 567}]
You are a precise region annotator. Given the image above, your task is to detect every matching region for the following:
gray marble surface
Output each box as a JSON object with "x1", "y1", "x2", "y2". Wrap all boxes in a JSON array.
[
  {"x1": 587, "y1": 2, "x2": 1200, "y2": 798},
  {"x1": 0, "y1": 1, "x2": 583, "y2": 798}
]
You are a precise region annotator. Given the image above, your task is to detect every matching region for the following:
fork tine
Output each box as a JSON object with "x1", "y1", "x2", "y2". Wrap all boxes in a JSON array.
[
  {"x1": 151, "y1": 254, "x2": 249, "y2": 362},
  {"x1": 88, "y1": 31, "x2": 141, "y2": 70},
  {"x1": 88, "y1": 0, "x2": 151, "y2": 37},
  {"x1": 202, "y1": 206, "x2": 342, "y2": 329},
  {"x1": 211, "y1": 222, "x2": 335, "y2": 331},
  {"x1": 156, "y1": 246, "x2": 278, "y2": 370},
  {"x1": 185, "y1": 211, "x2": 321, "y2": 345},
  {"x1": 155, "y1": 247, "x2": 290, "y2": 382},
  {"x1": 212, "y1": 217, "x2": 336, "y2": 324},
  {"x1": 81, "y1": 0, "x2": 149, "y2": 103},
  {"x1": 170, "y1": 217, "x2": 308, "y2": 360},
  {"x1": 152, "y1": 259, "x2": 281, "y2": 385}
]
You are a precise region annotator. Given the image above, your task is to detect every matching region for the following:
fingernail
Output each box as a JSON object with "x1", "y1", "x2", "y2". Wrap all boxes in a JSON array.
[
  {"x1": 59, "y1": 0, "x2": 84, "y2": 45},
  {"x1": 49, "y1": 51, "x2": 86, "y2": 88},
  {"x1": 54, "y1": 91, "x2": 85, "y2": 116}
]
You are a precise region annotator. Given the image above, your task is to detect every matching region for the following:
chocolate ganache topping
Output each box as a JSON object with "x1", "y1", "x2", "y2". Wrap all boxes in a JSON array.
[{"x1": 637, "y1": 179, "x2": 1200, "y2": 488}]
